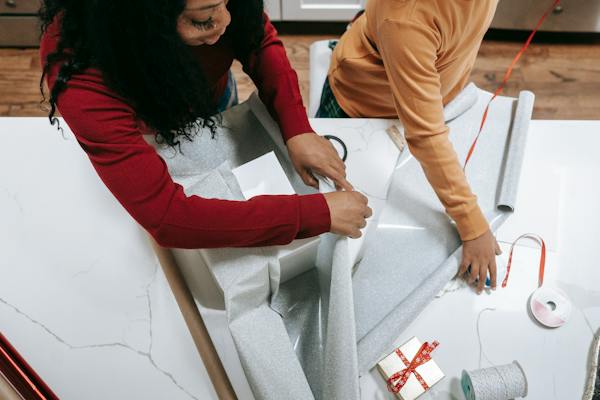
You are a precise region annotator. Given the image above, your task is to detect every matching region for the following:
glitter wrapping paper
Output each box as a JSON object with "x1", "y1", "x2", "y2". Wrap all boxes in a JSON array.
[{"x1": 145, "y1": 84, "x2": 533, "y2": 399}]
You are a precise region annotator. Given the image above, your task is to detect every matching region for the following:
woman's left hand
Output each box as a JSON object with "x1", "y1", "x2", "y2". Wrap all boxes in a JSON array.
[{"x1": 287, "y1": 132, "x2": 353, "y2": 191}]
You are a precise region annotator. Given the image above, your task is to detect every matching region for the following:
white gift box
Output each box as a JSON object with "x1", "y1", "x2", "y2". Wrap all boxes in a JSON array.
[
  {"x1": 232, "y1": 152, "x2": 321, "y2": 283},
  {"x1": 232, "y1": 128, "x2": 402, "y2": 278},
  {"x1": 231, "y1": 151, "x2": 295, "y2": 199},
  {"x1": 377, "y1": 337, "x2": 444, "y2": 400}
]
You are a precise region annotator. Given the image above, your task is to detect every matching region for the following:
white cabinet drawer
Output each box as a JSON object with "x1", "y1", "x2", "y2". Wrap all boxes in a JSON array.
[
  {"x1": 491, "y1": 0, "x2": 600, "y2": 33},
  {"x1": 282, "y1": 0, "x2": 365, "y2": 21},
  {"x1": 264, "y1": 0, "x2": 282, "y2": 20}
]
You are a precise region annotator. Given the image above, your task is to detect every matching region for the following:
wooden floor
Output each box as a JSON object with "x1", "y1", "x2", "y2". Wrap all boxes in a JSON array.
[{"x1": 1, "y1": 35, "x2": 599, "y2": 119}]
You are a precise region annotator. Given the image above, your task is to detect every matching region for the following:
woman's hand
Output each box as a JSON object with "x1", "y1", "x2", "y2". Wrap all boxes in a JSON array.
[
  {"x1": 324, "y1": 191, "x2": 372, "y2": 238},
  {"x1": 287, "y1": 133, "x2": 353, "y2": 191},
  {"x1": 458, "y1": 229, "x2": 503, "y2": 294}
]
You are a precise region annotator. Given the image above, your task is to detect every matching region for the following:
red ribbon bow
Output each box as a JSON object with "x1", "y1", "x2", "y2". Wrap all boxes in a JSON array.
[{"x1": 386, "y1": 341, "x2": 440, "y2": 394}]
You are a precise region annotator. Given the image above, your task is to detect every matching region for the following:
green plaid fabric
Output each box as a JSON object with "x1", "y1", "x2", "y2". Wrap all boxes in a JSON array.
[
  {"x1": 316, "y1": 41, "x2": 349, "y2": 119},
  {"x1": 316, "y1": 77, "x2": 349, "y2": 118}
]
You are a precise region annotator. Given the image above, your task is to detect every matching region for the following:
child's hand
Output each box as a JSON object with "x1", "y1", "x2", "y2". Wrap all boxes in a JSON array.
[{"x1": 458, "y1": 229, "x2": 502, "y2": 294}]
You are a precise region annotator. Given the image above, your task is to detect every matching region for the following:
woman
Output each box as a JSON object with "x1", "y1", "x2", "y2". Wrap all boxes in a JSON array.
[
  {"x1": 318, "y1": 0, "x2": 502, "y2": 293},
  {"x1": 39, "y1": 0, "x2": 371, "y2": 249}
]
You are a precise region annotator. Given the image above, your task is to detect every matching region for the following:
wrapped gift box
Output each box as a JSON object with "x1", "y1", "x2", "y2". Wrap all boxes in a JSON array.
[
  {"x1": 233, "y1": 141, "x2": 401, "y2": 280},
  {"x1": 377, "y1": 337, "x2": 444, "y2": 400},
  {"x1": 232, "y1": 151, "x2": 320, "y2": 283}
]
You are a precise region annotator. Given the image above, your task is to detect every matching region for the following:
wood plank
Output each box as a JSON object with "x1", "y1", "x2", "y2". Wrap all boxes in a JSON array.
[
  {"x1": 8, "y1": 102, "x2": 49, "y2": 117},
  {"x1": 0, "y1": 36, "x2": 599, "y2": 120}
]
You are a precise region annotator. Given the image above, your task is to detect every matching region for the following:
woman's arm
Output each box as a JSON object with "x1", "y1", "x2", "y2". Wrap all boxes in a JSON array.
[
  {"x1": 239, "y1": 13, "x2": 313, "y2": 142},
  {"x1": 51, "y1": 73, "x2": 331, "y2": 249},
  {"x1": 239, "y1": 13, "x2": 353, "y2": 191}
]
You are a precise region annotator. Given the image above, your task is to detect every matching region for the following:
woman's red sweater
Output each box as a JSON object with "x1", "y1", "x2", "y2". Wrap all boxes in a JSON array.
[{"x1": 39, "y1": 13, "x2": 330, "y2": 249}]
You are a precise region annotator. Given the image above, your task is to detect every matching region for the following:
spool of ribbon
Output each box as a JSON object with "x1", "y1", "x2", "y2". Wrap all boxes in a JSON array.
[
  {"x1": 529, "y1": 286, "x2": 572, "y2": 328},
  {"x1": 386, "y1": 341, "x2": 440, "y2": 394},
  {"x1": 500, "y1": 233, "x2": 571, "y2": 327},
  {"x1": 463, "y1": 0, "x2": 561, "y2": 169}
]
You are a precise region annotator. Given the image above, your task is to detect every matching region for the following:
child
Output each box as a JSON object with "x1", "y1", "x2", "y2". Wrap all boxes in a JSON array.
[{"x1": 318, "y1": 0, "x2": 502, "y2": 293}]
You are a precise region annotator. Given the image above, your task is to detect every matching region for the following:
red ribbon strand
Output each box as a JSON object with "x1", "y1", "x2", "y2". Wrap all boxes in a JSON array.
[
  {"x1": 463, "y1": 0, "x2": 561, "y2": 169},
  {"x1": 501, "y1": 233, "x2": 546, "y2": 288}
]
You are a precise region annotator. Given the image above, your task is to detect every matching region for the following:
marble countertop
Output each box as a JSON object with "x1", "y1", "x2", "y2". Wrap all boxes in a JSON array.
[{"x1": 1, "y1": 118, "x2": 599, "y2": 399}]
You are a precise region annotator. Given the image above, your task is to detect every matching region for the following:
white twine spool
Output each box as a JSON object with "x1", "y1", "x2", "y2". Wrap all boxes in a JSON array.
[{"x1": 461, "y1": 361, "x2": 528, "y2": 400}]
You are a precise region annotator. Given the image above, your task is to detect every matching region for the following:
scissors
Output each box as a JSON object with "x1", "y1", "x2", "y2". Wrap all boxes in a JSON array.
[{"x1": 324, "y1": 134, "x2": 348, "y2": 162}]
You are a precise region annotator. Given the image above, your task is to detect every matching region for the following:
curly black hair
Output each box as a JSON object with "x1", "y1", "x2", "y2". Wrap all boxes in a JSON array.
[{"x1": 39, "y1": 0, "x2": 265, "y2": 149}]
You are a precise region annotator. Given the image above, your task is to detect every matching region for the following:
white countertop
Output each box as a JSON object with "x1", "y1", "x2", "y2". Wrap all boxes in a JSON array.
[{"x1": 1, "y1": 118, "x2": 599, "y2": 399}]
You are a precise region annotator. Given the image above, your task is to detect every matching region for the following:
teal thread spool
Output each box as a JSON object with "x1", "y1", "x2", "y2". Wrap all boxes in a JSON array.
[
  {"x1": 485, "y1": 262, "x2": 507, "y2": 288},
  {"x1": 466, "y1": 263, "x2": 506, "y2": 288}
]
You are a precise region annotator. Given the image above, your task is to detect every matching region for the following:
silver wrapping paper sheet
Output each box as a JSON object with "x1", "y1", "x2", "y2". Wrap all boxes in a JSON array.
[
  {"x1": 354, "y1": 89, "x2": 535, "y2": 373},
  {"x1": 149, "y1": 84, "x2": 533, "y2": 400}
]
